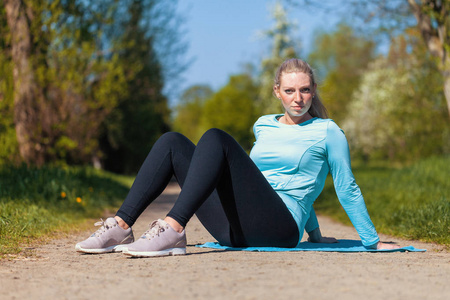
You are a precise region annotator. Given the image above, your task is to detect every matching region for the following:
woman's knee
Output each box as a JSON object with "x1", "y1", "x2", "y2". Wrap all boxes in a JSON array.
[
  {"x1": 199, "y1": 128, "x2": 231, "y2": 144},
  {"x1": 159, "y1": 131, "x2": 186, "y2": 141},
  {"x1": 156, "y1": 132, "x2": 191, "y2": 147},
  {"x1": 150, "y1": 132, "x2": 195, "y2": 156}
]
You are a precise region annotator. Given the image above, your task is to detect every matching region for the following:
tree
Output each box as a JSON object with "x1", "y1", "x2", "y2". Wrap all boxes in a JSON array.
[
  {"x1": 99, "y1": 0, "x2": 177, "y2": 173},
  {"x1": 201, "y1": 74, "x2": 259, "y2": 150},
  {"x1": 407, "y1": 0, "x2": 450, "y2": 117},
  {"x1": 46, "y1": 1, "x2": 130, "y2": 166},
  {"x1": 258, "y1": 0, "x2": 299, "y2": 115},
  {"x1": 343, "y1": 30, "x2": 449, "y2": 162},
  {"x1": 1, "y1": 0, "x2": 186, "y2": 169},
  {"x1": 287, "y1": 0, "x2": 450, "y2": 117},
  {"x1": 2, "y1": 0, "x2": 128, "y2": 166},
  {"x1": 0, "y1": 5, "x2": 20, "y2": 164},
  {"x1": 3, "y1": 0, "x2": 48, "y2": 165},
  {"x1": 308, "y1": 24, "x2": 376, "y2": 124},
  {"x1": 172, "y1": 85, "x2": 214, "y2": 143}
]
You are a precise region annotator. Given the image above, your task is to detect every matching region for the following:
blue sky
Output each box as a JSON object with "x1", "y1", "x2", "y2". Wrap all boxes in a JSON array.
[{"x1": 176, "y1": 0, "x2": 342, "y2": 97}]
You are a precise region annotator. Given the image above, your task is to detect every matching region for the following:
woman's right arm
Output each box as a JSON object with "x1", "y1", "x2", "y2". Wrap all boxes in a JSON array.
[{"x1": 305, "y1": 208, "x2": 337, "y2": 243}]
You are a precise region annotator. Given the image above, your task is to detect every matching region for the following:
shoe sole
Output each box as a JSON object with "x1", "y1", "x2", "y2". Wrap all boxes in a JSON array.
[
  {"x1": 75, "y1": 244, "x2": 129, "y2": 254},
  {"x1": 123, "y1": 247, "x2": 186, "y2": 258},
  {"x1": 113, "y1": 244, "x2": 130, "y2": 253}
]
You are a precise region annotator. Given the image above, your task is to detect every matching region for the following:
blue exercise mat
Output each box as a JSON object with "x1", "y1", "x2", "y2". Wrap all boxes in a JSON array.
[{"x1": 196, "y1": 239, "x2": 426, "y2": 252}]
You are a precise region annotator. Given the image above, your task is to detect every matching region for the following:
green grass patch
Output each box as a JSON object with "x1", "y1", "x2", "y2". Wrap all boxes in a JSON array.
[
  {"x1": 0, "y1": 165, "x2": 133, "y2": 257},
  {"x1": 315, "y1": 156, "x2": 450, "y2": 245}
]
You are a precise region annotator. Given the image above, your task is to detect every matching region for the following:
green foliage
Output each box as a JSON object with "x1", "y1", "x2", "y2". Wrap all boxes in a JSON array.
[
  {"x1": 41, "y1": 1, "x2": 132, "y2": 165},
  {"x1": 173, "y1": 73, "x2": 260, "y2": 151},
  {"x1": 0, "y1": 0, "x2": 127, "y2": 165},
  {"x1": 172, "y1": 85, "x2": 214, "y2": 143},
  {"x1": 343, "y1": 30, "x2": 449, "y2": 162},
  {"x1": 0, "y1": 165, "x2": 131, "y2": 256},
  {"x1": 99, "y1": 0, "x2": 173, "y2": 174},
  {"x1": 315, "y1": 156, "x2": 450, "y2": 245},
  {"x1": 0, "y1": 0, "x2": 183, "y2": 170},
  {"x1": 308, "y1": 23, "x2": 376, "y2": 124},
  {"x1": 0, "y1": 6, "x2": 19, "y2": 165},
  {"x1": 0, "y1": 50, "x2": 19, "y2": 165},
  {"x1": 0, "y1": 125, "x2": 19, "y2": 165},
  {"x1": 201, "y1": 74, "x2": 259, "y2": 150},
  {"x1": 258, "y1": 0, "x2": 299, "y2": 115}
]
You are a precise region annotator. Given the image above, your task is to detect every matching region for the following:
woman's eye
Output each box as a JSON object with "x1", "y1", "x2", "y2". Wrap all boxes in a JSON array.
[
  {"x1": 285, "y1": 89, "x2": 293, "y2": 93},
  {"x1": 301, "y1": 88, "x2": 311, "y2": 93}
]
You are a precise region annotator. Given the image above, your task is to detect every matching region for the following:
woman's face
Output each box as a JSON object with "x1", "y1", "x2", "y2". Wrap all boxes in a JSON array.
[{"x1": 274, "y1": 72, "x2": 316, "y2": 123}]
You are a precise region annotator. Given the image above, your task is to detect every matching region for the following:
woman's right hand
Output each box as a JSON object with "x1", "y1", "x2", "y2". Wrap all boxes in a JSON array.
[{"x1": 307, "y1": 227, "x2": 338, "y2": 243}]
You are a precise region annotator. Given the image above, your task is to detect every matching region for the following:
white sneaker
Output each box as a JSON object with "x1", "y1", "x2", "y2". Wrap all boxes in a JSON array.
[
  {"x1": 122, "y1": 219, "x2": 186, "y2": 258},
  {"x1": 75, "y1": 217, "x2": 134, "y2": 254}
]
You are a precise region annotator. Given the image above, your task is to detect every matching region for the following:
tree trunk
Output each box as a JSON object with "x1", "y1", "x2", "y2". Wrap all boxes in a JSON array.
[
  {"x1": 4, "y1": 0, "x2": 45, "y2": 165},
  {"x1": 443, "y1": 55, "x2": 450, "y2": 117},
  {"x1": 444, "y1": 67, "x2": 450, "y2": 118},
  {"x1": 407, "y1": 0, "x2": 450, "y2": 117}
]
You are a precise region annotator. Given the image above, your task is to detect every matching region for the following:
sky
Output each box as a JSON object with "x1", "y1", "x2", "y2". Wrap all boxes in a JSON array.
[{"x1": 175, "y1": 0, "x2": 342, "y2": 99}]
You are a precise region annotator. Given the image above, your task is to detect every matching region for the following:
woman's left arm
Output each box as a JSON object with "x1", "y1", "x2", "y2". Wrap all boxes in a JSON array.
[{"x1": 325, "y1": 121, "x2": 381, "y2": 248}]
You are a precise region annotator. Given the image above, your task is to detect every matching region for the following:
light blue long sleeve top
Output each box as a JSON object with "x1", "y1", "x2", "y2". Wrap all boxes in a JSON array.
[{"x1": 249, "y1": 114, "x2": 379, "y2": 247}]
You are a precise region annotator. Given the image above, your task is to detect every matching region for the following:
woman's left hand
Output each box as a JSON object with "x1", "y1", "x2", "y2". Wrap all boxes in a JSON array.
[{"x1": 376, "y1": 242, "x2": 401, "y2": 250}]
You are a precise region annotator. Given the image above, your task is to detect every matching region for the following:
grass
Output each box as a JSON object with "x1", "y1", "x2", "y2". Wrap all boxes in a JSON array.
[
  {"x1": 315, "y1": 156, "x2": 450, "y2": 245},
  {"x1": 0, "y1": 165, "x2": 133, "y2": 257}
]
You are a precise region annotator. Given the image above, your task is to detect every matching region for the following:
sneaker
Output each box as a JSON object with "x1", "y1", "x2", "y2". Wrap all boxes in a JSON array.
[
  {"x1": 122, "y1": 219, "x2": 186, "y2": 258},
  {"x1": 75, "y1": 217, "x2": 134, "y2": 254}
]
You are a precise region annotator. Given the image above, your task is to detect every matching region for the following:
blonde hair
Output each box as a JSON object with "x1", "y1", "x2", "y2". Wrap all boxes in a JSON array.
[{"x1": 274, "y1": 58, "x2": 328, "y2": 119}]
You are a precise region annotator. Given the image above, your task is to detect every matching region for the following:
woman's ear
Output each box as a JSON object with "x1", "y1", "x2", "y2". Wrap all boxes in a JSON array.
[{"x1": 273, "y1": 85, "x2": 281, "y2": 99}]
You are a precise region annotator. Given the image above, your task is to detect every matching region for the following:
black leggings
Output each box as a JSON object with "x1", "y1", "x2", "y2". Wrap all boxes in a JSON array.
[{"x1": 116, "y1": 129, "x2": 299, "y2": 247}]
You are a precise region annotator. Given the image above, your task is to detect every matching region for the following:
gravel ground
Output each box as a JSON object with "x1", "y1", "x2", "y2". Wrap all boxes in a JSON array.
[{"x1": 1, "y1": 183, "x2": 449, "y2": 300}]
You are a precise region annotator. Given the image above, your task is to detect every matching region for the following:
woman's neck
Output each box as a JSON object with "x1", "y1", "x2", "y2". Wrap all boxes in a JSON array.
[{"x1": 279, "y1": 113, "x2": 313, "y2": 125}]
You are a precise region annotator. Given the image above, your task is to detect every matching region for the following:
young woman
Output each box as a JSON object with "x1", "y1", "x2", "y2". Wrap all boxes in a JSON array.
[{"x1": 76, "y1": 58, "x2": 399, "y2": 257}]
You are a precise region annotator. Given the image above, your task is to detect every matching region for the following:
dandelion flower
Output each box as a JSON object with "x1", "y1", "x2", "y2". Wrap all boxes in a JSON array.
[
  {"x1": 61, "y1": 192, "x2": 67, "y2": 198},
  {"x1": 76, "y1": 197, "x2": 82, "y2": 203}
]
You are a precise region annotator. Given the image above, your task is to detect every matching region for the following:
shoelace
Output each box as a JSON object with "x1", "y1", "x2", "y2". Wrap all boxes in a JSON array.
[
  {"x1": 92, "y1": 219, "x2": 114, "y2": 237},
  {"x1": 141, "y1": 220, "x2": 168, "y2": 240}
]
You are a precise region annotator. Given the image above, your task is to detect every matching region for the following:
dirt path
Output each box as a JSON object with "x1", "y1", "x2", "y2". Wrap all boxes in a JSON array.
[{"x1": 1, "y1": 183, "x2": 449, "y2": 300}]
